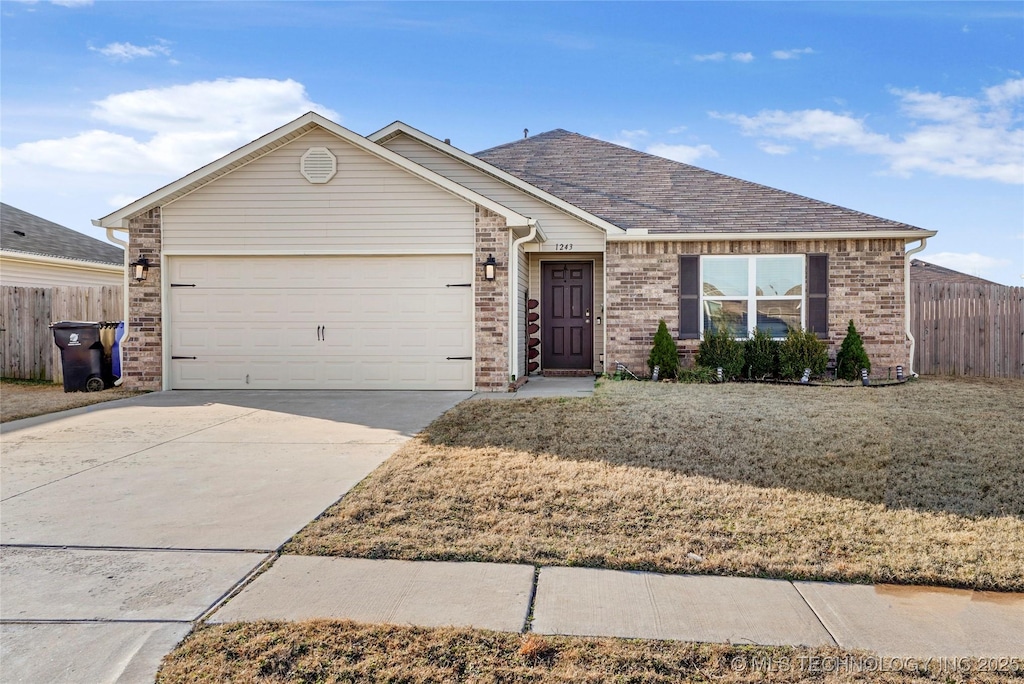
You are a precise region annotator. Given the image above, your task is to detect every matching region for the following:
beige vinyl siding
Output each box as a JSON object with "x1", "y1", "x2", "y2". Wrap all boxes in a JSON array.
[
  {"x1": 382, "y1": 134, "x2": 606, "y2": 253},
  {"x1": 0, "y1": 256, "x2": 123, "y2": 287},
  {"x1": 162, "y1": 130, "x2": 475, "y2": 254},
  {"x1": 529, "y1": 252, "x2": 605, "y2": 374}
]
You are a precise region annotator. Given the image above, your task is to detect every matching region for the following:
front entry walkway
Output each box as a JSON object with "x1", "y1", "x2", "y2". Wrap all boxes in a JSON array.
[{"x1": 470, "y1": 376, "x2": 596, "y2": 401}]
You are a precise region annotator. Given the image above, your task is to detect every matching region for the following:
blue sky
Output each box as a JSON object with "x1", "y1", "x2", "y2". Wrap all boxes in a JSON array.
[{"x1": 2, "y1": 1, "x2": 1022, "y2": 285}]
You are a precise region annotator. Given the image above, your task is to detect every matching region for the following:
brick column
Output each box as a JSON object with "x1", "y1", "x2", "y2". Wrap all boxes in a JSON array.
[
  {"x1": 474, "y1": 206, "x2": 510, "y2": 391},
  {"x1": 122, "y1": 207, "x2": 163, "y2": 390}
]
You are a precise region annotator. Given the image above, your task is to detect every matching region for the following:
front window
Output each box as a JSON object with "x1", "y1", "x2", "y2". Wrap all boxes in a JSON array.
[{"x1": 702, "y1": 255, "x2": 804, "y2": 337}]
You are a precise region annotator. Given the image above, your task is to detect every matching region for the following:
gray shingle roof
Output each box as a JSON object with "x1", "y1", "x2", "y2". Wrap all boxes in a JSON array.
[
  {"x1": 475, "y1": 129, "x2": 926, "y2": 234},
  {"x1": 1, "y1": 203, "x2": 123, "y2": 265},
  {"x1": 910, "y1": 259, "x2": 1000, "y2": 286}
]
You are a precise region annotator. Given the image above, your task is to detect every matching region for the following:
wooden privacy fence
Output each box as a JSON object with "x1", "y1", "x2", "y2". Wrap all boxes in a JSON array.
[
  {"x1": 0, "y1": 285, "x2": 123, "y2": 382},
  {"x1": 911, "y1": 282, "x2": 1024, "y2": 379}
]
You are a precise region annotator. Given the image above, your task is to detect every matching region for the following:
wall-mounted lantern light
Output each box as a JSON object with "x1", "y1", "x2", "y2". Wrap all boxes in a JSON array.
[
  {"x1": 130, "y1": 256, "x2": 151, "y2": 282},
  {"x1": 483, "y1": 254, "x2": 497, "y2": 281}
]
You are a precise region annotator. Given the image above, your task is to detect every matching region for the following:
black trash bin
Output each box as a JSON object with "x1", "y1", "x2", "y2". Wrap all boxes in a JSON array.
[{"x1": 51, "y1": 321, "x2": 106, "y2": 393}]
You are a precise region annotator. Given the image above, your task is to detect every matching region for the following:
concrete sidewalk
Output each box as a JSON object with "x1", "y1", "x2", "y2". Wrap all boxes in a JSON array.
[{"x1": 212, "y1": 556, "x2": 1024, "y2": 660}]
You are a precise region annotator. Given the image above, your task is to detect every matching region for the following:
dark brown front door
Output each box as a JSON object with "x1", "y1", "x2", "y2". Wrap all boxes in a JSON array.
[{"x1": 542, "y1": 261, "x2": 593, "y2": 369}]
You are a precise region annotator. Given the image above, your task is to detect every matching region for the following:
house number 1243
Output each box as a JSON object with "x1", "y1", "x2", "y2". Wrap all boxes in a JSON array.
[{"x1": 555, "y1": 243, "x2": 574, "y2": 251}]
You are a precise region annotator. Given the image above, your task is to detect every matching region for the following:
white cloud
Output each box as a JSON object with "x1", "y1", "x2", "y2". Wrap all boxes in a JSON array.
[
  {"x1": 919, "y1": 253, "x2": 1011, "y2": 278},
  {"x1": 668, "y1": 125, "x2": 688, "y2": 134},
  {"x1": 602, "y1": 128, "x2": 650, "y2": 148},
  {"x1": 646, "y1": 143, "x2": 718, "y2": 165},
  {"x1": 12, "y1": 0, "x2": 94, "y2": 5},
  {"x1": 2, "y1": 78, "x2": 339, "y2": 177},
  {"x1": 713, "y1": 78, "x2": 1024, "y2": 184},
  {"x1": 90, "y1": 41, "x2": 172, "y2": 61},
  {"x1": 693, "y1": 51, "x2": 754, "y2": 63},
  {"x1": 758, "y1": 142, "x2": 794, "y2": 155},
  {"x1": 772, "y1": 48, "x2": 815, "y2": 60},
  {"x1": 107, "y1": 193, "x2": 140, "y2": 208}
]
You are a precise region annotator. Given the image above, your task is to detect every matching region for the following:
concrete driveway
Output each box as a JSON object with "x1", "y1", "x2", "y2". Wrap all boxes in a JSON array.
[{"x1": 0, "y1": 389, "x2": 468, "y2": 683}]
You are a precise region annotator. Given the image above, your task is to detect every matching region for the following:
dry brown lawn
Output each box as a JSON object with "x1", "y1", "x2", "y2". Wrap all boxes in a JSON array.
[
  {"x1": 158, "y1": 621, "x2": 1019, "y2": 683},
  {"x1": 288, "y1": 376, "x2": 1024, "y2": 591},
  {"x1": 0, "y1": 378, "x2": 144, "y2": 423}
]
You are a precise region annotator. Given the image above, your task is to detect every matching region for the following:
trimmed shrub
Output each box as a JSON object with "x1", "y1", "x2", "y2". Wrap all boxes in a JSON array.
[
  {"x1": 836, "y1": 320, "x2": 871, "y2": 381},
  {"x1": 744, "y1": 327, "x2": 780, "y2": 380},
  {"x1": 777, "y1": 327, "x2": 828, "y2": 380},
  {"x1": 696, "y1": 326, "x2": 745, "y2": 380},
  {"x1": 647, "y1": 319, "x2": 679, "y2": 379}
]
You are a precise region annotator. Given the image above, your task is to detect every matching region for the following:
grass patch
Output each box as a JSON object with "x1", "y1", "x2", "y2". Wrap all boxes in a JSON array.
[
  {"x1": 157, "y1": 620, "x2": 1019, "y2": 682},
  {"x1": 0, "y1": 378, "x2": 144, "y2": 423},
  {"x1": 159, "y1": 622, "x2": 1015, "y2": 679},
  {"x1": 287, "y1": 377, "x2": 1024, "y2": 591}
]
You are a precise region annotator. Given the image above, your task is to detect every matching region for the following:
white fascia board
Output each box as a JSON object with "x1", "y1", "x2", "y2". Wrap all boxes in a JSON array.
[
  {"x1": 0, "y1": 250, "x2": 124, "y2": 273},
  {"x1": 369, "y1": 122, "x2": 626, "y2": 236},
  {"x1": 95, "y1": 112, "x2": 532, "y2": 230},
  {"x1": 609, "y1": 229, "x2": 939, "y2": 242}
]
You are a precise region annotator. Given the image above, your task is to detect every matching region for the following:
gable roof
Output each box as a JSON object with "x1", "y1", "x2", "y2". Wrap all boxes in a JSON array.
[
  {"x1": 475, "y1": 129, "x2": 935, "y2": 239},
  {"x1": 2, "y1": 203, "x2": 123, "y2": 265},
  {"x1": 95, "y1": 112, "x2": 533, "y2": 230},
  {"x1": 370, "y1": 122, "x2": 623, "y2": 235},
  {"x1": 910, "y1": 259, "x2": 1001, "y2": 287}
]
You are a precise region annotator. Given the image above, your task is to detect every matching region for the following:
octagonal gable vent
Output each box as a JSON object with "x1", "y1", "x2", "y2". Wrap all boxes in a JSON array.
[{"x1": 300, "y1": 147, "x2": 337, "y2": 184}]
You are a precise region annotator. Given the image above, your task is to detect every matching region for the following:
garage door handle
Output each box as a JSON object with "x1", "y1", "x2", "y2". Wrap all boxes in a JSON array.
[
  {"x1": 317, "y1": 325, "x2": 322, "y2": 341},
  {"x1": 446, "y1": 356, "x2": 472, "y2": 360},
  {"x1": 172, "y1": 356, "x2": 197, "y2": 360},
  {"x1": 170, "y1": 283, "x2": 196, "y2": 287},
  {"x1": 446, "y1": 283, "x2": 472, "y2": 288}
]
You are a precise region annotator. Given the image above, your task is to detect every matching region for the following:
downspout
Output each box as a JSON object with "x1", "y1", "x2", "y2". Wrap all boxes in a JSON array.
[
  {"x1": 106, "y1": 227, "x2": 129, "y2": 386},
  {"x1": 509, "y1": 219, "x2": 539, "y2": 384},
  {"x1": 904, "y1": 237, "x2": 928, "y2": 377}
]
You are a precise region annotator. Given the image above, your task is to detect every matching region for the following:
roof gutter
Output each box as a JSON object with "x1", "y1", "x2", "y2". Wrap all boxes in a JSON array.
[
  {"x1": 0, "y1": 250, "x2": 123, "y2": 274},
  {"x1": 904, "y1": 236, "x2": 929, "y2": 378},
  {"x1": 509, "y1": 219, "x2": 541, "y2": 384},
  {"x1": 610, "y1": 229, "x2": 938, "y2": 242},
  {"x1": 105, "y1": 227, "x2": 130, "y2": 386}
]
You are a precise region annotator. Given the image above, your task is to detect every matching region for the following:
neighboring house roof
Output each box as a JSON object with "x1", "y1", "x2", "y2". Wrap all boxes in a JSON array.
[
  {"x1": 2, "y1": 203, "x2": 123, "y2": 265},
  {"x1": 475, "y1": 129, "x2": 934, "y2": 238},
  {"x1": 96, "y1": 112, "x2": 533, "y2": 230},
  {"x1": 910, "y1": 259, "x2": 1001, "y2": 286}
]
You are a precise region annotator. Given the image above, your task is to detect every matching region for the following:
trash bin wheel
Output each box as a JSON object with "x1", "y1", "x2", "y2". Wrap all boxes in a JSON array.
[{"x1": 85, "y1": 376, "x2": 105, "y2": 392}]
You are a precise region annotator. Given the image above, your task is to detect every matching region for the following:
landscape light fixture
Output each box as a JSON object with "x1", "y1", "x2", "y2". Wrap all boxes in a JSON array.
[
  {"x1": 131, "y1": 256, "x2": 151, "y2": 282},
  {"x1": 483, "y1": 254, "x2": 497, "y2": 281}
]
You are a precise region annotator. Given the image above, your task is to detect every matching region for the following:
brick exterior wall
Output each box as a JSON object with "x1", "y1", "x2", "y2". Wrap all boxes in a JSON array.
[
  {"x1": 123, "y1": 208, "x2": 163, "y2": 391},
  {"x1": 605, "y1": 239, "x2": 909, "y2": 376},
  {"x1": 474, "y1": 206, "x2": 510, "y2": 391}
]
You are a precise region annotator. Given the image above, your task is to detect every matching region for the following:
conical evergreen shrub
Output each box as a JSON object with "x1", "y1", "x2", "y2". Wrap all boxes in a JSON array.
[
  {"x1": 836, "y1": 320, "x2": 871, "y2": 381},
  {"x1": 648, "y1": 319, "x2": 679, "y2": 379}
]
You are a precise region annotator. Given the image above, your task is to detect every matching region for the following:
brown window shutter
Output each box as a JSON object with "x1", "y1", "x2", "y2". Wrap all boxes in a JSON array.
[
  {"x1": 807, "y1": 254, "x2": 829, "y2": 338},
  {"x1": 678, "y1": 255, "x2": 700, "y2": 339}
]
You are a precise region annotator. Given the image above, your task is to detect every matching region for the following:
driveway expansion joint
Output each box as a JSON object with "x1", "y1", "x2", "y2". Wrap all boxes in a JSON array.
[
  {"x1": 1, "y1": 543, "x2": 276, "y2": 554},
  {"x1": 196, "y1": 552, "x2": 281, "y2": 625},
  {"x1": 0, "y1": 618, "x2": 194, "y2": 625}
]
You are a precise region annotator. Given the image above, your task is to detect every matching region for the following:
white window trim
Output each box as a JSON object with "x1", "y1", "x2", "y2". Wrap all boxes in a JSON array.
[{"x1": 700, "y1": 255, "x2": 806, "y2": 339}]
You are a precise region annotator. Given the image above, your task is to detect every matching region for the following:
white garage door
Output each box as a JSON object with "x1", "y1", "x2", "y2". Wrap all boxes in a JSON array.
[{"x1": 167, "y1": 255, "x2": 474, "y2": 390}]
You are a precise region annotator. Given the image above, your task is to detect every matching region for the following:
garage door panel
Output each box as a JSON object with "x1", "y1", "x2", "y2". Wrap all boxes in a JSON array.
[{"x1": 169, "y1": 255, "x2": 474, "y2": 390}]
